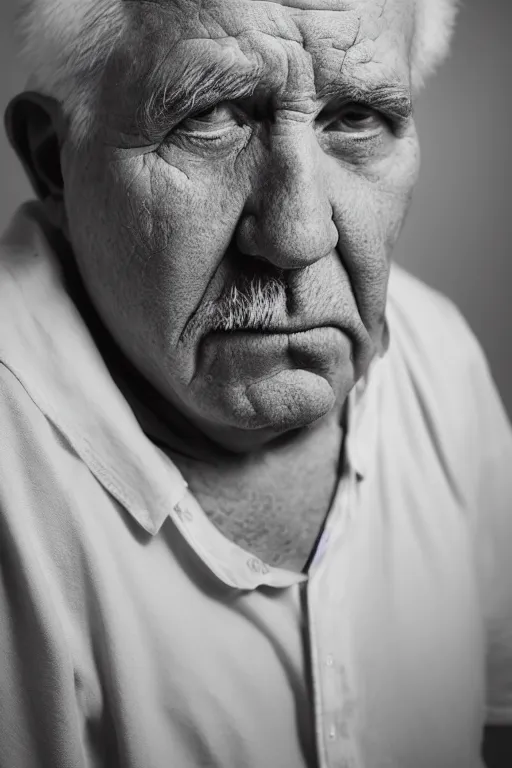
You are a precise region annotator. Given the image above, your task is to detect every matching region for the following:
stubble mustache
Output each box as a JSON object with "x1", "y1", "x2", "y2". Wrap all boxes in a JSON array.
[
  {"x1": 180, "y1": 260, "x2": 290, "y2": 345},
  {"x1": 208, "y1": 272, "x2": 287, "y2": 333}
]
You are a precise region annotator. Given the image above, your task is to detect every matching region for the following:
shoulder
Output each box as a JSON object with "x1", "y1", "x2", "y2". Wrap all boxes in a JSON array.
[
  {"x1": 386, "y1": 270, "x2": 512, "y2": 725},
  {"x1": 0, "y1": 359, "x2": 92, "y2": 551},
  {"x1": 386, "y1": 264, "x2": 509, "y2": 429},
  {"x1": 387, "y1": 264, "x2": 483, "y2": 373},
  {"x1": 385, "y1": 264, "x2": 495, "y2": 416},
  {"x1": 0, "y1": 361, "x2": 50, "y2": 456},
  {"x1": 0, "y1": 361, "x2": 68, "y2": 525},
  {"x1": 381, "y1": 265, "x2": 510, "y2": 505}
]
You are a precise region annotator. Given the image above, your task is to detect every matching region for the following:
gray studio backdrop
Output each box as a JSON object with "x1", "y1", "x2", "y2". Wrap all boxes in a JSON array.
[{"x1": 1, "y1": 1, "x2": 511, "y2": 417}]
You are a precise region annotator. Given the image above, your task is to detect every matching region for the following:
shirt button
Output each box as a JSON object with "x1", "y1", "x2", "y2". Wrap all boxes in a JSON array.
[
  {"x1": 325, "y1": 654, "x2": 334, "y2": 668},
  {"x1": 327, "y1": 724, "x2": 337, "y2": 741},
  {"x1": 247, "y1": 557, "x2": 269, "y2": 575},
  {"x1": 174, "y1": 503, "x2": 193, "y2": 522}
]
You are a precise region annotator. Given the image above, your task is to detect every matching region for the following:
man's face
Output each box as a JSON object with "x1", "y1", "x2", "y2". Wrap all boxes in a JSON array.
[{"x1": 61, "y1": 0, "x2": 419, "y2": 451}]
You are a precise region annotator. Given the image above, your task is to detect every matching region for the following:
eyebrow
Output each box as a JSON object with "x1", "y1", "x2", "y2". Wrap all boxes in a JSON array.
[
  {"x1": 319, "y1": 83, "x2": 413, "y2": 121},
  {"x1": 136, "y1": 57, "x2": 413, "y2": 140},
  {"x1": 136, "y1": 58, "x2": 263, "y2": 141}
]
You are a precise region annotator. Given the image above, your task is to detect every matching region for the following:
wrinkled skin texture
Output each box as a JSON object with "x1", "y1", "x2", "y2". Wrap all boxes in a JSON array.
[{"x1": 61, "y1": 0, "x2": 420, "y2": 453}]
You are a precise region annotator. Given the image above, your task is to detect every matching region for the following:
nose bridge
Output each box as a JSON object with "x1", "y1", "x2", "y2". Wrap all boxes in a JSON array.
[{"x1": 254, "y1": 127, "x2": 337, "y2": 269}]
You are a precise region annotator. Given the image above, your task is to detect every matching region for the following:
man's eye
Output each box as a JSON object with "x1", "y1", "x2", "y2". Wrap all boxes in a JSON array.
[
  {"x1": 177, "y1": 104, "x2": 237, "y2": 133},
  {"x1": 165, "y1": 101, "x2": 250, "y2": 151},
  {"x1": 326, "y1": 104, "x2": 384, "y2": 134}
]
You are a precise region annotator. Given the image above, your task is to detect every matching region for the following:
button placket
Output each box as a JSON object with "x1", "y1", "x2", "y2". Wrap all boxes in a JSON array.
[{"x1": 307, "y1": 474, "x2": 362, "y2": 768}]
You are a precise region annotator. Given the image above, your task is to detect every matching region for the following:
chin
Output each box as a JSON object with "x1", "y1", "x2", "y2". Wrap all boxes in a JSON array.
[
  {"x1": 187, "y1": 365, "x2": 354, "y2": 452},
  {"x1": 242, "y1": 369, "x2": 338, "y2": 430},
  {"x1": 182, "y1": 326, "x2": 358, "y2": 449}
]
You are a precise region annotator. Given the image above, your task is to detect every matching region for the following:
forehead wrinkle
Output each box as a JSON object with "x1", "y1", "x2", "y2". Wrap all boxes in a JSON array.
[
  {"x1": 121, "y1": 0, "x2": 412, "y2": 135},
  {"x1": 129, "y1": 6, "x2": 345, "y2": 120},
  {"x1": 293, "y1": 9, "x2": 360, "y2": 47},
  {"x1": 176, "y1": 4, "x2": 365, "y2": 107},
  {"x1": 132, "y1": 0, "x2": 356, "y2": 9}
]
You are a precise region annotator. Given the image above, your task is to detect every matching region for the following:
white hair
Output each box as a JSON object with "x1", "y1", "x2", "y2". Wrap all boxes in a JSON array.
[
  {"x1": 410, "y1": 0, "x2": 460, "y2": 91},
  {"x1": 16, "y1": 0, "x2": 459, "y2": 142},
  {"x1": 17, "y1": 0, "x2": 127, "y2": 142}
]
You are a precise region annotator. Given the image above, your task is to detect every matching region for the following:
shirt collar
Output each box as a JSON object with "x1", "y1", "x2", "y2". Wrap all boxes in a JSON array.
[{"x1": 0, "y1": 203, "x2": 188, "y2": 535}]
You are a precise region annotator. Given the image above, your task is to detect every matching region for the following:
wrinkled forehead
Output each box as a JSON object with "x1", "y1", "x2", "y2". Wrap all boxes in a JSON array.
[
  {"x1": 135, "y1": 0, "x2": 412, "y2": 27},
  {"x1": 108, "y1": 0, "x2": 414, "y2": 120},
  {"x1": 127, "y1": 0, "x2": 412, "y2": 48},
  {"x1": 121, "y1": 0, "x2": 414, "y2": 65}
]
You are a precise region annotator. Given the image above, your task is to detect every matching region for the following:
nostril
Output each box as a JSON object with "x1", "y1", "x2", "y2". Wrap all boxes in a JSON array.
[{"x1": 224, "y1": 242, "x2": 286, "y2": 283}]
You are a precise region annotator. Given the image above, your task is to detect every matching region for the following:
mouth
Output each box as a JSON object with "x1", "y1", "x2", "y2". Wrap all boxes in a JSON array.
[
  {"x1": 200, "y1": 325, "x2": 351, "y2": 381},
  {"x1": 191, "y1": 325, "x2": 357, "y2": 434},
  {"x1": 181, "y1": 250, "x2": 374, "y2": 375},
  {"x1": 206, "y1": 322, "x2": 340, "y2": 336}
]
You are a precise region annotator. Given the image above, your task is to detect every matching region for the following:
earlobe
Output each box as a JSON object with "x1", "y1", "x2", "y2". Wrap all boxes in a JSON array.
[{"x1": 4, "y1": 92, "x2": 68, "y2": 231}]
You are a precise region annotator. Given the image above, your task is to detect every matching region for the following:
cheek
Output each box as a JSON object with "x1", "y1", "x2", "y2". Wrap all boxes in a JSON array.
[
  {"x1": 329, "y1": 141, "x2": 418, "y2": 338},
  {"x1": 378, "y1": 146, "x2": 420, "y2": 253},
  {"x1": 369, "y1": 135, "x2": 421, "y2": 244},
  {"x1": 66, "y1": 151, "x2": 246, "y2": 335},
  {"x1": 118, "y1": 153, "x2": 247, "y2": 278}
]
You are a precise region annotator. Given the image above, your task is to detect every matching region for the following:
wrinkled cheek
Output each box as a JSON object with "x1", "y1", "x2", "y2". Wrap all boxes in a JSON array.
[
  {"x1": 90, "y1": 158, "x2": 200, "y2": 306},
  {"x1": 381, "y1": 188, "x2": 413, "y2": 257},
  {"x1": 334, "y1": 202, "x2": 387, "y2": 322},
  {"x1": 126, "y1": 196, "x2": 173, "y2": 256},
  {"x1": 69, "y1": 151, "x2": 250, "y2": 357},
  {"x1": 115, "y1": 154, "x2": 245, "y2": 277},
  {"x1": 64, "y1": 155, "x2": 190, "y2": 344},
  {"x1": 333, "y1": 178, "x2": 411, "y2": 358},
  {"x1": 378, "y1": 134, "x2": 420, "y2": 258},
  {"x1": 115, "y1": 157, "x2": 185, "y2": 260}
]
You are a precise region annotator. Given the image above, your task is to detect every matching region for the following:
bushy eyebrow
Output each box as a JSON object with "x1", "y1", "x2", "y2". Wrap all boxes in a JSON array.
[
  {"x1": 136, "y1": 58, "x2": 263, "y2": 141},
  {"x1": 136, "y1": 58, "x2": 412, "y2": 140},
  {"x1": 320, "y1": 83, "x2": 413, "y2": 121}
]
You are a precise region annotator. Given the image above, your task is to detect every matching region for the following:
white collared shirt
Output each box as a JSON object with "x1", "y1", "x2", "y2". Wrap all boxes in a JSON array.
[{"x1": 1, "y1": 203, "x2": 512, "y2": 768}]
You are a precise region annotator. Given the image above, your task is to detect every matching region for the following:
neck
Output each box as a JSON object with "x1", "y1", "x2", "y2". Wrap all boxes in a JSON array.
[{"x1": 175, "y1": 412, "x2": 346, "y2": 572}]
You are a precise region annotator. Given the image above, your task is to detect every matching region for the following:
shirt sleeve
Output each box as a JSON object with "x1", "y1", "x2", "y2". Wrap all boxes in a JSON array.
[
  {"x1": 0, "y1": 364, "x2": 86, "y2": 768},
  {"x1": 466, "y1": 336, "x2": 512, "y2": 725}
]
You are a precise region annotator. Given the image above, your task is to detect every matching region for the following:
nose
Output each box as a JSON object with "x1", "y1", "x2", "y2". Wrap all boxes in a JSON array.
[{"x1": 236, "y1": 130, "x2": 338, "y2": 270}]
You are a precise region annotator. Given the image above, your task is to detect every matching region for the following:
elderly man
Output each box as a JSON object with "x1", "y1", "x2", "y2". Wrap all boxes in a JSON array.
[{"x1": 1, "y1": 0, "x2": 511, "y2": 766}]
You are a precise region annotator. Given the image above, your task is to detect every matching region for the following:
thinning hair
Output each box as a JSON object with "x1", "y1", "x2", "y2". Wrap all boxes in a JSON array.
[{"x1": 16, "y1": 0, "x2": 459, "y2": 141}]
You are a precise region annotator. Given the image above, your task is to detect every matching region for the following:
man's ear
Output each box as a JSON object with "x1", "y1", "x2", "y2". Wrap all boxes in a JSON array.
[{"x1": 4, "y1": 92, "x2": 68, "y2": 231}]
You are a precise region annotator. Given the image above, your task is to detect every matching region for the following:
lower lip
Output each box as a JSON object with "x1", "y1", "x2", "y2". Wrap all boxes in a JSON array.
[{"x1": 201, "y1": 326, "x2": 350, "y2": 380}]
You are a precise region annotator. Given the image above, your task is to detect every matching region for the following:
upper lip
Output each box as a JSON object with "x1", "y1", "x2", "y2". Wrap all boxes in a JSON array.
[
  {"x1": 181, "y1": 247, "x2": 373, "y2": 359},
  {"x1": 210, "y1": 323, "x2": 340, "y2": 335}
]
